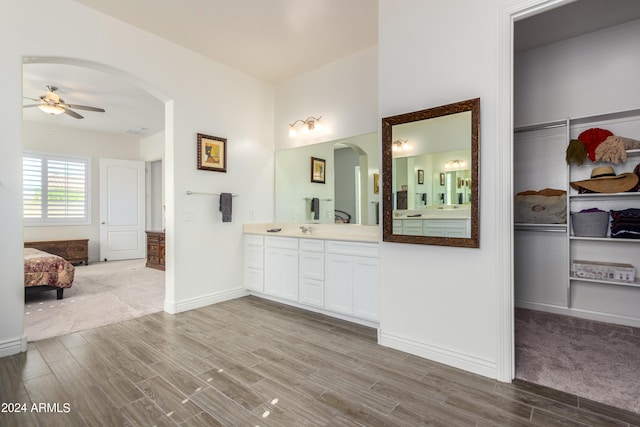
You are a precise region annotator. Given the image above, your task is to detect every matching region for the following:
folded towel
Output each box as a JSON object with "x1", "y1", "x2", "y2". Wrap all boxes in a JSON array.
[
  {"x1": 220, "y1": 193, "x2": 233, "y2": 222},
  {"x1": 311, "y1": 197, "x2": 320, "y2": 220}
]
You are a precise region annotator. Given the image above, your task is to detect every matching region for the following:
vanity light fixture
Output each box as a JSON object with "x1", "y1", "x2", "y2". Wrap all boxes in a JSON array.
[
  {"x1": 392, "y1": 139, "x2": 409, "y2": 152},
  {"x1": 444, "y1": 159, "x2": 466, "y2": 169},
  {"x1": 288, "y1": 116, "x2": 322, "y2": 137}
]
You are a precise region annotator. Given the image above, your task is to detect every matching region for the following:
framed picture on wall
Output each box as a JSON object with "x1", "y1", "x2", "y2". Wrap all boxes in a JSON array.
[
  {"x1": 417, "y1": 169, "x2": 424, "y2": 184},
  {"x1": 197, "y1": 133, "x2": 227, "y2": 172},
  {"x1": 373, "y1": 173, "x2": 380, "y2": 194},
  {"x1": 439, "y1": 172, "x2": 445, "y2": 186},
  {"x1": 311, "y1": 157, "x2": 326, "y2": 183}
]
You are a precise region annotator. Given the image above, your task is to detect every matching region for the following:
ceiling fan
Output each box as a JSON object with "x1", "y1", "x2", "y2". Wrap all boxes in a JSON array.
[{"x1": 23, "y1": 85, "x2": 106, "y2": 119}]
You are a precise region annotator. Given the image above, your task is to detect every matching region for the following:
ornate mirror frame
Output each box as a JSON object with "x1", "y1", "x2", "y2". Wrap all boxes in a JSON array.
[{"x1": 382, "y1": 98, "x2": 480, "y2": 248}]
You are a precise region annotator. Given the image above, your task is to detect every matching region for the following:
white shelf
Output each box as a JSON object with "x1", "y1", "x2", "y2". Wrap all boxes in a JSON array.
[
  {"x1": 569, "y1": 192, "x2": 640, "y2": 200},
  {"x1": 569, "y1": 275, "x2": 640, "y2": 288},
  {"x1": 570, "y1": 236, "x2": 640, "y2": 243},
  {"x1": 515, "y1": 223, "x2": 567, "y2": 232}
]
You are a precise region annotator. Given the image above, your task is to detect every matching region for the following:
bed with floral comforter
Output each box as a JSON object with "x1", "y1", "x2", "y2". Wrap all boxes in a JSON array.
[{"x1": 24, "y1": 248, "x2": 75, "y2": 300}]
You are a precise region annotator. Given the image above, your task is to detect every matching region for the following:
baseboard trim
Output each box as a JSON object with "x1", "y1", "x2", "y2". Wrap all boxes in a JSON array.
[
  {"x1": 250, "y1": 292, "x2": 379, "y2": 329},
  {"x1": 164, "y1": 288, "x2": 249, "y2": 314},
  {"x1": 0, "y1": 335, "x2": 27, "y2": 358},
  {"x1": 516, "y1": 300, "x2": 640, "y2": 328},
  {"x1": 379, "y1": 330, "x2": 497, "y2": 379}
]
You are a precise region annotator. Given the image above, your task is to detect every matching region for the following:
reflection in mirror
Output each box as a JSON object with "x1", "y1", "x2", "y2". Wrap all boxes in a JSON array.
[
  {"x1": 275, "y1": 132, "x2": 379, "y2": 225},
  {"x1": 382, "y1": 98, "x2": 479, "y2": 247}
]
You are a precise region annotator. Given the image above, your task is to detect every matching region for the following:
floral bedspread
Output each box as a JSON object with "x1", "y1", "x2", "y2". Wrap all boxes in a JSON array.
[{"x1": 24, "y1": 248, "x2": 75, "y2": 289}]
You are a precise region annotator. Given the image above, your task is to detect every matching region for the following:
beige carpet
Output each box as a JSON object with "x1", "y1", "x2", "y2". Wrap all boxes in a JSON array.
[
  {"x1": 515, "y1": 308, "x2": 640, "y2": 414},
  {"x1": 24, "y1": 259, "x2": 165, "y2": 342}
]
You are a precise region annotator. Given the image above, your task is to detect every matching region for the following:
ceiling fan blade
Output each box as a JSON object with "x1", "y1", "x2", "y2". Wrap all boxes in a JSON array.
[
  {"x1": 22, "y1": 104, "x2": 42, "y2": 108},
  {"x1": 65, "y1": 104, "x2": 105, "y2": 113},
  {"x1": 63, "y1": 108, "x2": 84, "y2": 119},
  {"x1": 23, "y1": 96, "x2": 41, "y2": 102}
]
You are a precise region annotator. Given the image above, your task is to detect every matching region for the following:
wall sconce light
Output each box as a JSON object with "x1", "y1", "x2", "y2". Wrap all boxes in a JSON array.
[
  {"x1": 392, "y1": 139, "x2": 409, "y2": 152},
  {"x1": 444, "y1": 160, "x2": 466, "y2": 169},
  {"x1": 289, "y1": 116, "x2": 322, "y2": 137}
]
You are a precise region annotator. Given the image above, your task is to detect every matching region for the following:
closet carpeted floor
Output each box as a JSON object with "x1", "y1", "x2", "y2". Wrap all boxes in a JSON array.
[{"x1": 515, "y1": 308, "x2": 640, "y2": 414}]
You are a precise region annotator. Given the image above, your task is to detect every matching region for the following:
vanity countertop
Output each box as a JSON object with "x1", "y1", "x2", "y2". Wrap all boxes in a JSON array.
[
  {"x1": 393, "y1": 207, "x2": 471, "y2": 220},
  {"x1": 243, "y1": 223, "x2": 379, "y2": 243}
]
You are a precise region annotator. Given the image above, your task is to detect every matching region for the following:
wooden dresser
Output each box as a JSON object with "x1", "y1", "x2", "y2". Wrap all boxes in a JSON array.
[
  {"x1": 146, "y1": 231, "x2": 165, "y2": 271},
  {"x1": 24, "y1": 239, "x2": 89, "y2": 265}
]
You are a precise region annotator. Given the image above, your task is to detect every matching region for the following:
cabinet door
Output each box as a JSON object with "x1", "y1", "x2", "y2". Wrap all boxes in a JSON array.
[
  {"x1": 265, "y1": 248, "x2": 298, "y2": 301},
  {"x1": 352, "y1": 257, "x2": 379, "y2": 321},
  {"x1": 325, "y1": 254, "x2": 353, "y2": 315},
  {"x1": 245, "y1": 267, "x2": 264, "y2": 292},
  {"x1": 299, "y1": 277, "x2": 324, "y2": 307},
  {"x1": 300, "y1": 251, "x2": 324, "y2": 280}
]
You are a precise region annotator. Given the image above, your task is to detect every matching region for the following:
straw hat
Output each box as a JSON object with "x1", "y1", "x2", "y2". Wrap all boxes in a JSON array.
[{"x1": 570, "y1": 166, "x2": 639, "y2": 193}]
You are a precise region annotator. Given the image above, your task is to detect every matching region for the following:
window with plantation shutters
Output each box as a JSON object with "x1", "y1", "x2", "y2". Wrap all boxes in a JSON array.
[{"x1": 23, "y1": 153, "x2": 91, "y2": 225}]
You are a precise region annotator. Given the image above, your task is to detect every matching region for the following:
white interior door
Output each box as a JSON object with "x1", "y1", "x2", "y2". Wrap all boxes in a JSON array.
[{"x1": 100, "y1": 158, "x2": 146, "y2": 261}]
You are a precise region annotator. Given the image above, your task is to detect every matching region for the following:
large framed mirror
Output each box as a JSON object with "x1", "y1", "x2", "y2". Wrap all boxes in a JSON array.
[
  {"x1": 275, "y1": 132, "x2": 379, "y2": 225},
  {"x1": 382, "y1": 98, "x2": 479, "y2": 247}
]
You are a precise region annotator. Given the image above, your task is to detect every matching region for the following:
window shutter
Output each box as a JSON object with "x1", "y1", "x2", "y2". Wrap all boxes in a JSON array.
[
  {"x1": 46, "y1": 159, "x2": 87, "y2": 219},
  {"x1": 23, "y1": 156, "x2": 43, "y2": 219}
]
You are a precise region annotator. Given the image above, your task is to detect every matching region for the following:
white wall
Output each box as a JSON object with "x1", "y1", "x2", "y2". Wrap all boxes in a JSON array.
[
  {"x1": 275, "y1": 47, "x2": 378, "y2": 150},
  {"x1": 378, "y1": 0, "x2": 504, "y2": 378},
  {"x1": 515, "y1": 18, "x2": 640, "y2": 126},
  {"x1": 1, "y1": 0, "x2": 274, "y2": 355},
  {"x1": 22, "y1": 121, "x2": 143, "y2": 262}
]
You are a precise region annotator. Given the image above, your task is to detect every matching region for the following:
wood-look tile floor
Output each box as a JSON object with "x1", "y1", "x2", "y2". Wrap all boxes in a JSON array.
[{"x1": 1, "y1": 296, "x2": 639, "y2": 427}]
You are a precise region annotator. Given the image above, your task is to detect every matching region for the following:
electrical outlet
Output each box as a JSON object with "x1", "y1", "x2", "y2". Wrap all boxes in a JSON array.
[{"x1": 248, "y1": 209, "x2": 255, "y2": 220}]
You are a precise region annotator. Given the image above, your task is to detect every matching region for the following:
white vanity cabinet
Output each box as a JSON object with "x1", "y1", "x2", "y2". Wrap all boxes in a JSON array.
[
  {"x1": 244, "y1": 235, "x2": 264, "y2": 292},
  {"x1": 244, "y1": 232, "x2": 380, "y2": 326},
  {"x1": 264, "y1": 236, "x2": 299, "y2": 302},
  {"x1": 392, "y1": 218, "x2": 470, "y2": 237},
  {"x1": 298, "y1": 239, "x2": 325, "y2": 307},
  {"x1": 423, "y1": 219, "x2": 469, "y2": 237},
  {"x1": 325, "y1": 240, "x2": 379, "y2": 322}
]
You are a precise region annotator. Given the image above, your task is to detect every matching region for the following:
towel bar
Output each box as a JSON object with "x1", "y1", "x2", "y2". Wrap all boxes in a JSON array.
[{"x1": 186, "y1": 190, "x2": 238, "y2": 197}]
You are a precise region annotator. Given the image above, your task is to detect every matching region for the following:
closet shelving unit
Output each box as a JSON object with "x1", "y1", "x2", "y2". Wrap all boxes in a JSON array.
[{"x1": 515, "y1": 108, "x2": 640, "y2": 322}]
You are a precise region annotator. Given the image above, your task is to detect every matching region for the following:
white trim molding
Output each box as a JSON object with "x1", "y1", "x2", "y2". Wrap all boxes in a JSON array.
[
  {"x1": 498, "y1": 0, "x2": 576, "y2": 383},
  {"x1": 380, "y1": 330, "x2": 497, "y2": 379},
  {"x1": 0, "y1": 335, "x2": 27, "y2": 358},
  {"x1": 164, "y1": 288, "x2": 249, "y2": 314}
]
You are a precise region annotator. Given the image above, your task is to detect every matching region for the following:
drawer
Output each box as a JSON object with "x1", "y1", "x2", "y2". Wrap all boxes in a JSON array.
[
  {"x1": 326, "y1": 240, "x2": 379, "y2": 257},
  {"x1": 265, "y1": 236, "x2": 298, "y2": 250},
  {"x1": 403, "y1": 220, "x2": 423, "y2": 229},
  {"x1": 147, "y1": 236, "x2": 159, "y2": 244},
  {"x1": 245, "y1": 234, "x2": 264, "y2": 247},
  {"x1": 300, "y1": 238, "x2": 324, "y2": 252}
]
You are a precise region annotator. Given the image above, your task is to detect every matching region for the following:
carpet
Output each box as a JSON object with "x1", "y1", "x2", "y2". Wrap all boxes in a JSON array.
[
  {"x1": 24, "y1": 259, "x2": 165, "y2": 342},
  {"x1": 515, "y1": 308, "x2": 640, "y2": 414}
]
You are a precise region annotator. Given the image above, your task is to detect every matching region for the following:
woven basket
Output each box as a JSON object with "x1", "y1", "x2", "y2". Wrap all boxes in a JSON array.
[{"x1": 571, "y1": 211, "x2": 609, "y2": 237}]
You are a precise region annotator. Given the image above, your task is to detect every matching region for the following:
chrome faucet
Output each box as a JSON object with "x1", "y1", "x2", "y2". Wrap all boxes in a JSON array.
[{"x1": 300, "y1": 226, "x2": 312, "y2": 234}]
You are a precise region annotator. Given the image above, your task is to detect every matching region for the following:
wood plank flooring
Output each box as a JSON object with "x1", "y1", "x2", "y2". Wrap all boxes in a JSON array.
[{"x1": 1, "y1": 296, "x2": 639, "y2": 426}]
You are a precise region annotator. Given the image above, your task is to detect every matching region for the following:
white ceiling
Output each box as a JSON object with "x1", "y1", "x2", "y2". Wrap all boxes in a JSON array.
[{"x1": 22, "y1": 0, "x2": 640, "y2": 137}]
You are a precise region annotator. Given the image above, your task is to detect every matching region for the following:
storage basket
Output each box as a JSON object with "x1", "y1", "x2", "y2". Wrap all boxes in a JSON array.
[{"x1": 571, "y1": 211, "x2": 609, "y2": 237}]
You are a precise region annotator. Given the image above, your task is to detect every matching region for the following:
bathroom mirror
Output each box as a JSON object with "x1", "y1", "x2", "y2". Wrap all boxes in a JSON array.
[
  {"x1": 382, "y1": 98, "x2": 479, "y2": 247},
  {"x1": 275, "y1": 132, "x2": 379, "y2": 225}
]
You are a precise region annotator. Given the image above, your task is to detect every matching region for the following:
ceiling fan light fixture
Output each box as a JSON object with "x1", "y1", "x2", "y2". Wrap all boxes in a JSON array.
[{"x1": 38, "y1": 104, "x2": 65, "y2": 115}]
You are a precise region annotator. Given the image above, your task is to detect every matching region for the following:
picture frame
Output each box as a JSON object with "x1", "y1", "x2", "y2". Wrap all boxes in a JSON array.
[
  {"x1": 417, "y1": 169, "x2": 424, "y2": 185},
  {"x1": 310, "y1": 157, "x2": 326, "y2": 183},
  {"x1": 197, "y1": 133, "x2": 227, "y2": 172},
  {"x1": 439, "y1": 172, "x2": 445, "y2": 186},
  {"x1": 373, "y1": 173, "x2": 380, "y2": 194}
]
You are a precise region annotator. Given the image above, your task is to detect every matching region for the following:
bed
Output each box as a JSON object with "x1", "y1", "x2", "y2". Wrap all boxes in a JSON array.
[{"x1": 24, "y1": 248, "x2": 75, "y2": 300}]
